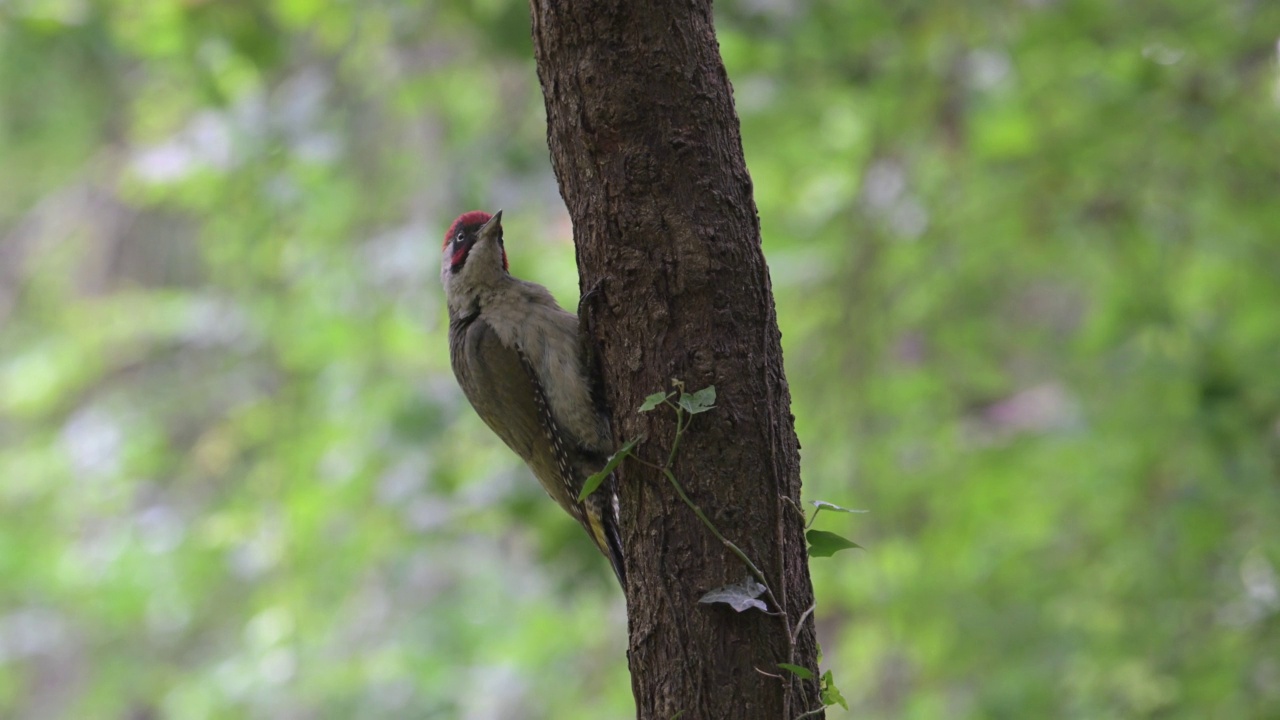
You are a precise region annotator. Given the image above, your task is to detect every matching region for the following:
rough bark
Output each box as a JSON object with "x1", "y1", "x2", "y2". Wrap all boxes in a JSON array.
[{"x1": 529, "y1": 2, "x2": 823, "y2": 718}]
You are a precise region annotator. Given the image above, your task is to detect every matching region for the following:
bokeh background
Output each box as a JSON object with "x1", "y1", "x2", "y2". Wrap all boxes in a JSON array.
[{"x1": 2, "y1": 0, "x2": 1279, "y2": 718}]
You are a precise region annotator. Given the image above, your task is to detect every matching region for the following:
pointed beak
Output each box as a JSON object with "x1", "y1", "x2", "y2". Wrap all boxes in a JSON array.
[{"x1": 481, "y1": 210, "x2": 503, "y2": 235}]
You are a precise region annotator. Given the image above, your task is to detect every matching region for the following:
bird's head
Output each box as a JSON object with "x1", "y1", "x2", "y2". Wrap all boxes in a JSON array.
[{"x1": 440, "y1": 210, "x2": 508, "y2": 305}]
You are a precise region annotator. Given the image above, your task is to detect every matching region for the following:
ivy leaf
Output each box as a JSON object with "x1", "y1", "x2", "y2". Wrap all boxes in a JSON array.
[
  {"x1": 806, "y1": 529, "x2": 862, "y2": 558},
  {"x1": 697, "y1": 576, "x2": 768, "y2": 613},
  {"x1": 820, "y1": 670, "x2": 848, "y2": 710},
  {"x1": 577, "y1": 436, "x2": 642, "y2": 501},
  {"x1": 811, "y1": 500, "x2": 868, "y2": 514},
  {"x1": 679, "y1": 385, "x2": 717, "y2": 415},
  {"x1": 777, "y1": 663, "x2": 814, "y2": 680},
  {"x1": 639, "y1": 392, "x2": 672, "y2": 412}
]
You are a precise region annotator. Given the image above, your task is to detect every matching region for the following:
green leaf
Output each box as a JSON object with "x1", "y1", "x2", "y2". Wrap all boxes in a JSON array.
[
  {"x1": 811, "y1": 500, "x2": 868, "y2": 514},
  {"x1": 639, "y1": 392, "x2": 672, "y2": 412},
  {"x1": 777, "y1": 663, "x2": 814, "y2": 680},
  {"x1": 697, "y1": 576, "x2": 768, "y2": 613},
  {"x1": 577, "y1": 436, "x2": 642, "y2": 501},
  {"x1": 820, "y1": 670, "x2": 848, "y2": 710},
  {"x1": 806, "y1": 529, "x2": 862, "y2": 558},
  {"x1": 678, "y1": 385, "x2": 717, "y2": 415}
]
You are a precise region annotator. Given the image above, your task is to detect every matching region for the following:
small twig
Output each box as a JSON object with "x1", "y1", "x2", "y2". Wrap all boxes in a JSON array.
[
  {"x1": 754, "y1": 667, "x2": 784, "y2": 680},
  {"x1": 782, "y1": 495, "x2": 810, "y2": 525},
  {"x1": 791, "y1": 602, "x2": 817, "y2": 648},
  {"x1": 796, "y1": 705, "x2": 828, "y2": 719}
]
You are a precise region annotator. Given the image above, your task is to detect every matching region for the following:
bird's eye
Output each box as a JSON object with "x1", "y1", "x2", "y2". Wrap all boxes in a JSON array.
[{"x1": 456, "y1": 231, "x2": 465, "y2": 243}]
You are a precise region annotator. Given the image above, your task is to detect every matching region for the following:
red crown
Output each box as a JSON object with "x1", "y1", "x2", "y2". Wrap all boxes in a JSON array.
[{"x1": 442, "y1": 211, "x2": 493, "y2": 250}]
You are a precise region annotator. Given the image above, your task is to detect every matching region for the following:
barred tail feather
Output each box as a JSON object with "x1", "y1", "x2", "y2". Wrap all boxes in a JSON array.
[{"x1": 584, "y1": 481, "x2": 626, "y2": 588}]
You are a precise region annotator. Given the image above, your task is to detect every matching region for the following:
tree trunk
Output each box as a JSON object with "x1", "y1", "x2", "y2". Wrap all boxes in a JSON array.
[{"x1": 529, "y1": 2, "x2": 823, "y2": 718}]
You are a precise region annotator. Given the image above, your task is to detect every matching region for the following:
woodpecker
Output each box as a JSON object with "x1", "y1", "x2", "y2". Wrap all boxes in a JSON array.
[{"x1": 440, "y1": 210, "x2": 625, "y2": 586}]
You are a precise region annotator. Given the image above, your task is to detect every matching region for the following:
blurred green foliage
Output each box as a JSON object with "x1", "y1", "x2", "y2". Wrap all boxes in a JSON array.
[{"x1": 1, "y1": 0, "x2": 1278, "y2": 718}]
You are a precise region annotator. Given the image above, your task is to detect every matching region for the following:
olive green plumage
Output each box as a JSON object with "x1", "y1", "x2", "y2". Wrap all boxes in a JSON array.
[{"x1": 442, "y1": 211, "x2": 625, "y2": 586}]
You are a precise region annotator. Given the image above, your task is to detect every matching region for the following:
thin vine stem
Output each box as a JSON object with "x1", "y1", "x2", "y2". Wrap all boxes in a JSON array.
[
  {"x1": 654, "y1": 399, "x2": 784, "y2": 616},
  {"x1": 662, "y1": 398, "x2": 688, "y2": 469},
  {"x1": 662, "y1": 466, "x2": 774, "y2": 602},
  {"x1": 632, "y1": 386, "x2": 821, "y2": 717}
]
